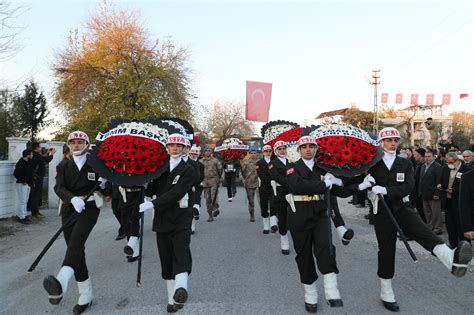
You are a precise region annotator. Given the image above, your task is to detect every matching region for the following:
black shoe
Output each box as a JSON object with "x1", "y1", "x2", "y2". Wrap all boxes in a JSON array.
[
  {"x1": 167, "y1": 304, "x2": 178, "y2": 313},
  {"x1": 123, "y1": 245, "x2": 134, "y2": 256},
  {"x1": 115, "y1": 233, "x2": 126, "y2": 241},
  {"x1": 73, "y1": 301, "x2": 92, "y2": 314},
  {"x1": 305, "y1": 302, "x2": 318, "y2": 313},
  {"x1": 382, "y1": 300, "x2": 399, "y2": 312},
  {"x1": 212, "y1": 209, "x2": 220, "y2": 217},
  {"x1": 263, "y1": 230, "x2": 270, "y2": 234},
  {"x1": 18, "y1": 218, "x2": 30, "y2": 225},
  {"x1": 452, "y1": 241, "x2": 472, "y2": 277},
  {"x1": 43, "y1": 275, "x2": 63, "y2": 305},
  {"x1": 281, "y1": 249, "x2": 290, "y2": 255},
  {"x1": 174, "y1": 304, "x2": 183, "y2": 310},
  {"x1": 127, "y1": 255, "x2": 139, "y2": 263},
  {"x1": 191, "y1": 230, "x2": 195, "y2": 235},
  {"x1": 342, "y1": 228, "x2": 354, "y2": 245},
  {"x1": 364, "y1": 214, "x2": 371, "y2": 220},
  {"x1": 173, "y1": 287, "x2": 188, "y2": 304},
  {"x1": 327, "y1": 299, "x2": 343, "y2": 307},
  {"x1": 271, "y1": 225, "x2": 278, "y2": 233}
]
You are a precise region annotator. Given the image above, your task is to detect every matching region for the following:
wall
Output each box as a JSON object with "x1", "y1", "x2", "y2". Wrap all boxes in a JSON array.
[{"x1": 0, "y1": 161, "x2": 17, "y2": 218}]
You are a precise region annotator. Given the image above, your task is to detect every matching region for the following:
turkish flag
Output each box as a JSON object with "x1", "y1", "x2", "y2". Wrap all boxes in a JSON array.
[
  {"x1": 246, "y1": 81, "x2": 272, "y2": 122},
  {"x1": 395, "y1": 93, "x2": 403, "y2": 104},
  {"x1": 460, "y1": 93, "x2": 469, "y2": 98},
  {"x1": 426, "y1": 94, "x2": 434, "y2": 105},
  {"x1": 442, "y1": 94, "x2": 451, "y2": 105},
  {"x1": 410, "y1": 94, "x2": 419, "y2": 105},
  {"x1": 381, "y1": 93, "x2": 388, "y2": 103}
]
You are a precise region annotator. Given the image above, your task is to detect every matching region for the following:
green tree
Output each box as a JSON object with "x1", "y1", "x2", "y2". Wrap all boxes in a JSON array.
[
  {"x1": 11, "y1": 80, "x2": 50, "y2": 140},
  {"x1": 0, "y1": 89, "x2": 17, "y2": 158},
  {"x1": 340, "y1": 108, "x2": 382, "y2": 131},
  {"x1": 52, "y1": 3, "x2": 193, "y2": 138}
]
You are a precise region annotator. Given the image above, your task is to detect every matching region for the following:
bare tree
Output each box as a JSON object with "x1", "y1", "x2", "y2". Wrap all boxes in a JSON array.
[
  {"x1": 0, "y1": 1, "x2": 25, "y2": 61},
  {"x1": 206, "y1": 100, "x2": 255, "y2": 141}
]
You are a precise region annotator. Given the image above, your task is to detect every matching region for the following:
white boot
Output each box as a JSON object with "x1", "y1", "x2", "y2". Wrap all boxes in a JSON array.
[
  {"x1": 336, "y1": 226, "x2": 347, "y2": 240},
  {"x1": 124, "y1": 236, "x2": 139, "y2": 257},
  {"x1": 73, "y1": 278, "x2": 93, "y2": 314},
  {"x1": 262, "y1": 217, "x2": 270, "y2": 233},
  {"x1": 304, "y1": 282, "x2": 318, "y2": 304},
  {"x1": 191, "y1": 219, "x2": 196, "y2": 234},
  {"x1": 433, "y1": 242, "x2": 472, "y2": 277},
  {"x1": 270, "y1": 216, "x2": 278, "y2": 232},
  {"x1": 173, "y1": 272, "x2": 189, "y2": 304},
  {"x1": 323, "y1": 273, "x2": 342, "y2": 306},
  {"x1": 166, "y1": 280, "x2": 175, "y2": 305},
  {"x1": 433, "y1": 244, "x2": 454, "y2": 270},
  {"x1": 380, "y1": 278, "x2": 395, "y2": 303},
  {"x1": 280, "y1": 234, "x2": 290, "y2": 255},
  {"x1": 56, "y1": 266, "x2": 74, "y2": 294}
]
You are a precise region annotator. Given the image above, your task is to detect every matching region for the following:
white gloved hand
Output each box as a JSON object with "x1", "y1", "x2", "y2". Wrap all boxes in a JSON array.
[
  {"x1": 358, "y1": 174, "x2": 376, "y2": 191},
  {"x1": 145, "y1": 196, "x2": 153, "y2": 202},
  {"x1": 71, "y1": 196, "x2": 85, "y2": 213},
  {"x1": 324, "y1": 177, "x2": 333, "y2": 189},
  {"x1": 139, "y1": 201, "x2": 154, "y2": 213},
  {"x1": 98, "y1": 177, "x2": 107, "y2": 189},
  {"x1": 325, "y1": 173, "x2": 343, "y2": 186},
  {"x1": 372, "y1": 185, "x2": 387, "y2": 195}
]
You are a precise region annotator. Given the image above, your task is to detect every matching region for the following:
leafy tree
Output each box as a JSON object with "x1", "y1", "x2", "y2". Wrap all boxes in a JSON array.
[
  {"x1": 11, "y1": 80, "x2": 50, "y2": 140},
  {"x1": 340, "y1": 108, "x2": 382, "y2": 131},
  {"x1": 450, "y1": 111, "x2": 474, "y2": 149},
  {"x1": 52, "y1": 3, "x2": 194, "y2": 138},
  {"x1": 206, "y1": 101, "x2": 255, "y2": 141},
  {"x1": 0, "y1": 89, "x2": 17, "y2": 158}
]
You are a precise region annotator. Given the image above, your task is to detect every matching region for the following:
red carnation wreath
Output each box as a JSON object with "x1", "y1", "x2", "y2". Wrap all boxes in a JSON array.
[{"x1": 215, "y1": 137, "x2": 249, "y2": 162}]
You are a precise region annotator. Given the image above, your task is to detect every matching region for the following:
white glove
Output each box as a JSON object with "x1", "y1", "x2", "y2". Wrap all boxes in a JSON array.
[
  {"x1": 324, "y1": 178, "x2": 333, "y2": 189},
  {"x1": 98, "y1": 177, "x2": 107, "y2": 189},
  {"x1": 139, "y1": 200, "x2": 154, "y2": 213},
  {"x1": 193, "y1": 204, "x2": 201, "y2": 214},
  {"x1": 358, "y1": 174, "x2": 376, "y2": 191},
  {"x1": 372, "y1": 185, "x2": 387, "y2": 195},
  {"x1": 145, "y1": 196, "x2": 153, "y2": 202},
  {"x1": 71, "y1": 196, "x2": 85, "y2": 213},
  {"x1": 325, "y1": 173, "x2": 343, "y2": 186}
]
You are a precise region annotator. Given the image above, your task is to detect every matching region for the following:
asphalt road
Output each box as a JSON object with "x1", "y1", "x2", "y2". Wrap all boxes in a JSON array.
[{"x1": 0, "y1": 187, "x2": 472, "y2": 314}]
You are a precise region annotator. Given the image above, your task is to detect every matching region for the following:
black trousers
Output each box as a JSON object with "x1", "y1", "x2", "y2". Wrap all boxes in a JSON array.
[
  {"x1": 290, "y1": 213, "x2": 338, "y2": 284},
  {"x1": 374, "y1": 204, "x2": 444, "y2": 279},
  {"x1": 156, "y1": 225, "x2": 192, "y2": 280},
  {"x1": 444, "y1": 198, "x2": 466, "y2": 248},
  {"x1": 29, "y1": 177, "x2": 44, "y2": 214},
  {"x1": 274, "y1": 197, "x2": 288, "y2": 235},
  {"x1": 225, "y1": 172, "x2": 237, "y2": 198},
  {"x1": 357, "y1": 190, "x2": 367, "y2": 207},
  {"x1": 259, "y1": 186, "x2": 275, "y2": 218},
  {"x1": 415, "y1": 195, "x2": 427, "y2": 223},
  {"x1": 111, "y1": 198, "x2": 125, "y2": 235},
  {"x1": 330, "y1": 196, "x2": 345, "y2": 228},
  {"x1": 61, "y1": 203, "x2": 100, "y2": 282}
]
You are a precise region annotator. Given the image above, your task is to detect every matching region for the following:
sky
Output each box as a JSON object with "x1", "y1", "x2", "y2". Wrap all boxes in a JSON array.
[{"x1": 1, "y1": 0, "x2": 472, "y2": 139}]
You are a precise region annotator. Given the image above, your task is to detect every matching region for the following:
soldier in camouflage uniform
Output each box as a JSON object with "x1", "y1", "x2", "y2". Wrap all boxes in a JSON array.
[
  {"x1": 240, "y1": 150, "x2": 259, "y2": 222},
  {"x1": 201, "y1": 147, "x2": 223, "y2": 222}
]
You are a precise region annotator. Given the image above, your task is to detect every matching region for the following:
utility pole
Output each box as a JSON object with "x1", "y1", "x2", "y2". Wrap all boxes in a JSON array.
[{"x1": 370, "y1": 69, "x2": 381, "y2": 134}]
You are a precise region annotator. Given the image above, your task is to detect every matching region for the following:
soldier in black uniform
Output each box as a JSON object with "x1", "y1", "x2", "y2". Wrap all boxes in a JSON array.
[
  {"x1": 120, "y1": 185, "x2": 143, "y2": 262},
  {"x1": 256, "y1": 144, "x2": 277, "y2": 234},
  {"x1": 285, "y1": 136, "x2": 350, "y2": 313},
  {"x1": 110, "y1": 183, "x2": 126, "y2": 240},
  {"x1": 189, "y1": 144, "x2": 204, "y2": 234},
  {"x1": 346, "y1": 127, "x2": 472, "y2": 312},
  {"x1": 268, "y1": 140, "x2": 291, "y2": 255},
  {"x1": 43, "y1": 131, "x2": 107, "y2": 314},
  {"x1": 182, "y1": 140, "x2": 202, "y2": 234},
  {"x1": 140, "y1": 133, "x2": 194, "y2": 313}
]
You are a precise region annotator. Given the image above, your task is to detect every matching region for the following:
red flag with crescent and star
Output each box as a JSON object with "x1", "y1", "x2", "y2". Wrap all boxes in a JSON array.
[
  {"x1": 395, "y1": 93, "x2": 403, "y2": 104},
  {"x1": 442, "y1": 94, "x2": 451, "y2": 105},
  {"x1": 246, "y1": 80, "x2": 272, "y2": 122},
  {"x1": 426, "y1": 94, "x2": 434, "y2": 105}
]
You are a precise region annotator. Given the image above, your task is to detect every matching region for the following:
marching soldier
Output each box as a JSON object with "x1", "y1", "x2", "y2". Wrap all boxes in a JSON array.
[
  {"x1": 43, "y1": 131, "x2": 108, "y2": 314},
  {"x1": 240, "y1": 149, "x2": 259, "y2": 222},
  {"x1": 201, "y1": 147, "x2": 223, "y2": 222},
  {"x1": 285, "y1": 136, "x2": 348, "y2": 313},
  {"x1": 139, "y1": 133, "x2": 194, "y2": 313},
  {"x1": 268, "y1": 140, "x2": 291, "y2": 255},
  {"x1": 347, "y1": 127, "x2": 472, "y2": 312},
  {"x1": 189, "y1": 144, "x2": 204, "y2": 234},
  {"x1": 109, "y1": 183, "x2": 126, "y2": 241},
  {"x1": 223, "y1": 159, "x2": 240, "y2": 201},
  {"x1": 182, "y1": 139, "x2": 202, "y2": 234},
  {"x1": 120, "y1": 185, "x2": 143, "y2": 262},
  {"x1": 256, "y1": 144, "x2": 277, "y2": 233}
]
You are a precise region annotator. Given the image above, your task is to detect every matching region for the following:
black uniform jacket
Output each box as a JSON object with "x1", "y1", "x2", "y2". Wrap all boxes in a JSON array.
[
  {"x1": 269, "y1": 157, "x2": 289, "y2": 201},
  {"x1": 149, "y1": 159, "x2": 194, "y2": 233},
  {"x1": 440, "y1": 163, "x2": 470, "y2": 209},
  {"x1": 185, "y1": 157, "x2": 202, "y2": 207},
  {"x1": 286, "y1": 159, "x2": 350, "y2": 231},
  {"x1": 347, "y1": 156, "x2": 415, "y2": 211},
  {"x1": 459, "y1": 169, "x2": 474, "y2": 233},
  {"x1": 193, "y1": 161, "x2": 205, "y2": 206},
  {"x1": 256, "y1": 158, "x2": 272, "y2": 190},
  {"x1": 54, "y1": 155, "x2": 103, "y2": 213},
  {"x1": 13, "y1": 158, "x2": 33, "y2": 185}
]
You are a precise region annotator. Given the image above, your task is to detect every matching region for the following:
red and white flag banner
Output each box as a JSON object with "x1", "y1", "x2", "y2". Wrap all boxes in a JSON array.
[
  {"x1": 426, "y1": 94, "x2": 434, "y2": 105},
  {"x1": 410, "y1": 94, "x2": 419, "y2": 105},
  {"x1": 442, "y1": 94, "x2": 451, "y2": 105},
  {"x1": 245, "y1": 81, "x2": 272, "y2": 122},
  {"x1": 460, "y1": 93, "x2": 469, "y2": 99},
  {"x1": 381, "y1": 93, "x2": 388, "y2": 103},
  {"x1": 395, "y1": 93, "x2": 403, "y2": 104}
]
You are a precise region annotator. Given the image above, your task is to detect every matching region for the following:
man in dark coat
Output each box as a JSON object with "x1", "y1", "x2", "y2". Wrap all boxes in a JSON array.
[
  {"x1": 140, "y1": 134, "x2": 194, "y2": 313},
  {"x1": 13, "y1": 149, "x2": 33, "y2": 224},
  {"x1": 459, "y1": 168, "x2": 474, "y2": 242}
]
